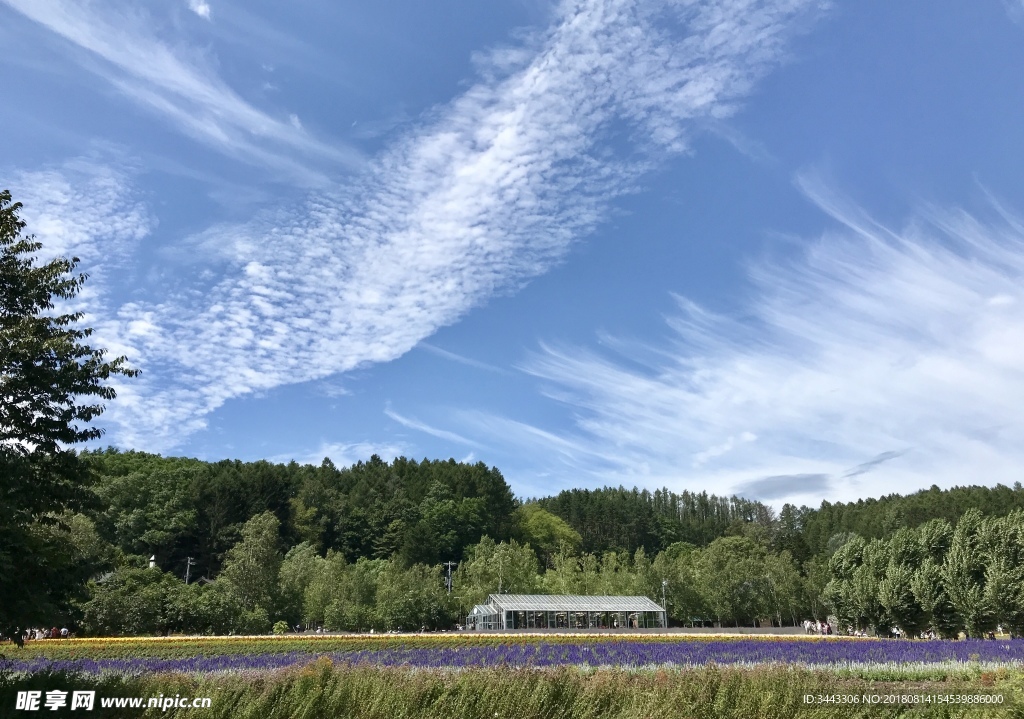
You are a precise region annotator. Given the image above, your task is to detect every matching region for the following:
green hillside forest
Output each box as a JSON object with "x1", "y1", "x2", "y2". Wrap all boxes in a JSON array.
[{"x1": 15, "y1": 447, "x2": 1024, "y2": 639}]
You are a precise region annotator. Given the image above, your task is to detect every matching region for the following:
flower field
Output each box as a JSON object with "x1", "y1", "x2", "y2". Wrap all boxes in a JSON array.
[
  {"x1": 13, "y1": 633, "x2": 857, "y2": 663},
  {"x1": 5, "y1": 634, "x2": 1024, "y2": 675},
  {"x1": 4, "y1": 636, "x2": 1024, "y2": 717}
]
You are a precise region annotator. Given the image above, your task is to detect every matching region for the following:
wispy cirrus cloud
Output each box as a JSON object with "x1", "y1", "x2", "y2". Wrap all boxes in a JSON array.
[
  {"x1": 418, "y1": 343, "x2": 510, "y2": 375},
  {"x1": 489, "y1": 178, "x2": 1024, "y2": 505},
  {"x1": 11, "y1": 0, "x2": 822, "y2": 452},
  {"x1": 0, "y1": 0, "x2": 359, "y2": 180},
  {"x1": 384, "y1": 407, "x2": 481, "y2": 447}
]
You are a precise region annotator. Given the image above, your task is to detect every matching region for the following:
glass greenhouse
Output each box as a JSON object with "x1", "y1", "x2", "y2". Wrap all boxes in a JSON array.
[{"x1": 467, "y1": 594, "x2": 667, "y2": 630}]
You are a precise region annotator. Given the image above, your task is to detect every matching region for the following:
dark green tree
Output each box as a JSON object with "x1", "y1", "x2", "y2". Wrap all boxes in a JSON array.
[
  {"x1": 979, "y1": 512, "x2": 1024, "y2": 637},
  {"x1": 823, "y1": 535, "x2": 865, "y2": 631},
  {"x1": 79, "y1": 567, "x2": 182, "y2": 636},
  {"x1": 878, "y1": 528, "x2": 927, "y2": 637},
  {"x1": 911, "y1": 558, "x2": 960, "y2": 639},
  {"x1": 695, "y1": 536, "x2": 773, "y2": 627},
  {"x1": 774, "y1": 503, "x2": 810, "y2": 565},
  {"x1": 1, "y1": 189, "x2": 138, "y2": 643},
  {"x1": 851, "y1": 538, "x2": 891, "y2": 633},
  {"x1": 941, "y1": 509, "x2": 995, "y2": 637}
]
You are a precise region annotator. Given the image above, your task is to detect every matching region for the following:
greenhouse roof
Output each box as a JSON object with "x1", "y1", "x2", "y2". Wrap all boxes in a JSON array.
[{"x1": 485, "y1": 594, "x2": 664, "y2": 613}]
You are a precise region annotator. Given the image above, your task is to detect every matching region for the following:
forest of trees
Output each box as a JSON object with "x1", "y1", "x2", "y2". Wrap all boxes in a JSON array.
[{"x1": 37, "y1": 449, "x2": 1024, "y2": 638}]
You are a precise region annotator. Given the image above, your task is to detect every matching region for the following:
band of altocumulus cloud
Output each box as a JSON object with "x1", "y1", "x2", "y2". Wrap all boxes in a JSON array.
[{"x1": 7, "y1": 0, "x2": 825, "y2": 459}]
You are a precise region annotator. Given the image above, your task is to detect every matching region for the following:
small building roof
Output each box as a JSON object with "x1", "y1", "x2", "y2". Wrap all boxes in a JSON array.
[
  {"x1": 469, "y1": 604, "x2": 498, "y2": 617},
  {"x1": 486, "y1": 594, "x2": 664, "y2": 613}
]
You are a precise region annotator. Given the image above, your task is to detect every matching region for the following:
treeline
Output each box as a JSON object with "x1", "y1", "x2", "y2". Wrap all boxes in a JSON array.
[
  {"x1": 825, "y1": 509, "x2": 1024, "y2": 639},
  {"x1": 67, "y1": 449, "x2": 810, "y2": 635},
  {"x1": 534, "y1": 482, "x2": 1024, "y2": 565},
  {"x1": 77, "y1": 450, "x2": 782, "y2": 588},
  {"x1": 80, "y1": 513, "x2": 456, "y2": 635},
  {"x1": 799, "y1": 483, "x2": 1024, "y2": 559},
  {"x1": 53, "y1": 449, "x2": 1024, "y2": 637},
  {"x1": 80, "y1": 515, "x2": 808, "y2": 635},
  {"x1": 80, "y1": 449, "x2": 517, "y2": 583},
  {"x1": 534, "y1": 487, "x2": 773, "y2": 555}
]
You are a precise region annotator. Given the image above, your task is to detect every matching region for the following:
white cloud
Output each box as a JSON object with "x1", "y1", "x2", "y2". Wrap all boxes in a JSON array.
[
  {"x1": 455, "y1": 410, "x2": 626, "y2": 471},
  {"x1": 270, "y1": 441, "x2": 409, "y2": 468},
  {"x1": 419, "y1": 343, "x2": 509, "y2": 375},
  {"x1": 384, "y1": 407, "x2": 481, "y2": 447},
  {"x1": 10, "y1": 159, "x2": 152, "y2": 268},
  {"x1": 0, "y1": 0, "x2": 359, "y2": 180},
  {"x1": 693, "y1": 431, "x2": 758, "y2": 467},
  {"x1": 10, "y1": 0, "x2": 820, "y2": 451},
  {"x1": 187, "y1": 0, "x2": 211, "y2": 20},
  {"x1": 317, "y1": 379, "x2": 351, "y2": 398},
  {"x1": 498, "y1": 181, "x2": 1024, "y2": 505}
]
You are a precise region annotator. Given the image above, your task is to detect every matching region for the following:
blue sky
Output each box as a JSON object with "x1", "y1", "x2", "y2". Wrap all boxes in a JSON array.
[{"x1": 4, "y1": 0, "x2": 1024, "y2": 506}]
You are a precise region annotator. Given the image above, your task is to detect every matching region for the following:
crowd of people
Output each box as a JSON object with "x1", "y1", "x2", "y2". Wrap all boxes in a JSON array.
[
  {"x1": 802, "y1": 619, "x2": 833, "y2": 635},
  {"x1": 21, "y1": 627, "x2": 71, "y2": 640},
  {"x1": 810, "y1": 624, "x2": 1005, "y2": 640}
]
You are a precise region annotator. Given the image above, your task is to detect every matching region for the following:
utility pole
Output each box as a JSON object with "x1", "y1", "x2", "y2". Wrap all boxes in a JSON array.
[
  {"x1": 185, "y1": 557, "x2": 196, "y2": 585},
  {"x1": 443, "y1": 561, "x2": 457, "y2": 594}
]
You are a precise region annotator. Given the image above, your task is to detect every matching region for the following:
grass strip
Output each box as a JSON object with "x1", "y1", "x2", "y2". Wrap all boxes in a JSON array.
[{"x1": 2, "y1": 662, "x2": 1022, "y2": 719}]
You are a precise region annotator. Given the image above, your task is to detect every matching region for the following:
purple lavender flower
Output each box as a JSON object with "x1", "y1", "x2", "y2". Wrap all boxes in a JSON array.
[{"x1": 6, "y1": 638, "x2": 1024, "y2": 675}]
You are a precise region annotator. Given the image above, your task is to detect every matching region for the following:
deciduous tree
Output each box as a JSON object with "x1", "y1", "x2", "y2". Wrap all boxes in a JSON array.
[{"x1": 1, "y1": 189, "x2": 138, "y2": 643}]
